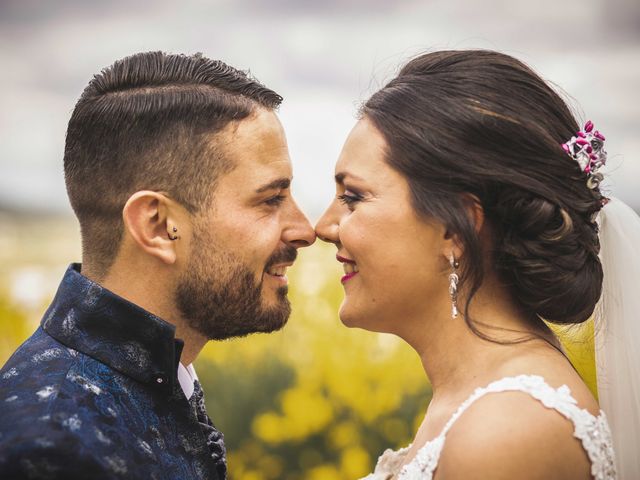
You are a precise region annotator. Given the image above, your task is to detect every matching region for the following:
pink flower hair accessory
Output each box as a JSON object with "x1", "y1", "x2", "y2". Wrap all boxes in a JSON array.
[{"x1": 562, "y1": 120, "x2": 607, "y2": 190}]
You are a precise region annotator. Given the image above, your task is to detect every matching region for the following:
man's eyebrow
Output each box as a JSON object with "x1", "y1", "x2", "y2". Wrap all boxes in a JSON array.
[{"x1": 255, "y1": 178, "x2": 291, "y2": 193}]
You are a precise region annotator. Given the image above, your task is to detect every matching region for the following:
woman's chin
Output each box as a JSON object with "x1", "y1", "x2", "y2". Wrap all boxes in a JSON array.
[
  {"x1": 338, "y1": 302, "x2": 362, "y2": 329},
  {"x1": 339, "y1": 302, "x2": 383, "y2": 332},
  {"x1": 339, "y1": 313, "x2": 362, "y2": 329}
]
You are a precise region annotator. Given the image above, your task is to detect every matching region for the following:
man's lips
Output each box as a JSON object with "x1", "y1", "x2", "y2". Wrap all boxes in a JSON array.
[
  {"x1": 265, "y1": 262, "x2": 293, "y2": 277},
  {"x1": 264, "y1": 246, "x2": 298, "y2": 282},
  {"x1": 337, "y1": 254, "x2": 359, "y2": 283}
]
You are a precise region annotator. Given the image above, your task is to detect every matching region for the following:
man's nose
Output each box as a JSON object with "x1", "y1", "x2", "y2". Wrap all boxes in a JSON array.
[{"x1": 283, "y1": 201, "x2": 316, "y2": 248}]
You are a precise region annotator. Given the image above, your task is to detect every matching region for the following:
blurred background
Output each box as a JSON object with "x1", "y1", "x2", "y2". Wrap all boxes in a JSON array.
[{"x1": 1, "y1": 1, "x2": 638, "y2": 478}]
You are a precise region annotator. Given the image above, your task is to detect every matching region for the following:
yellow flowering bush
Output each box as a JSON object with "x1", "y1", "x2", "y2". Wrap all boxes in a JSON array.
[{"x1": 1, "y1": 241, "x2": 596, "y2": 479}]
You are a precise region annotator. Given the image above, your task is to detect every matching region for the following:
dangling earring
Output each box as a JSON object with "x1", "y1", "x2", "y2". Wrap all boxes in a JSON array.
[
  {"x1": 448, "y1": 254, "x2": 460, "y2": 318},
  {"x1": 168, "y1": 226, "x2": 179, "y2": 241}
]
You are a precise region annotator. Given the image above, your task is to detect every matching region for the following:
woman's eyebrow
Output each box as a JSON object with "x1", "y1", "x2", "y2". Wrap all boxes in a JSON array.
[{"x1": 335, "y1": 172, "x2": 365, "y2": 184}]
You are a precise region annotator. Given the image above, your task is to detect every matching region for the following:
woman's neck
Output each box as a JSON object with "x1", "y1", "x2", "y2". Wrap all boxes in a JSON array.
[{"x1": 406, "y1": 279, "x2": 559, "y2": 400}]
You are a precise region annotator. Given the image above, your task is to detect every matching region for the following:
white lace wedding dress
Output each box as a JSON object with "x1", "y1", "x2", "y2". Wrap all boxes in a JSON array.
[{"x1": 361, "y1": 375, "x2": 616, "y2": 480}]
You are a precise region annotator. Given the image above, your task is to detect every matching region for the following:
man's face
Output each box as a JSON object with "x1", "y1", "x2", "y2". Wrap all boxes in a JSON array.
[{"x1": 175, "y1": 109, "x2": 315, "y2": 340}]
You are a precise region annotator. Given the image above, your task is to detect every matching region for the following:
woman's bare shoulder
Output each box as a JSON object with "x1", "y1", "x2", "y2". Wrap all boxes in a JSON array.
[{"x1": 435, "y1": 388, "x2": 594, "y2": 480}]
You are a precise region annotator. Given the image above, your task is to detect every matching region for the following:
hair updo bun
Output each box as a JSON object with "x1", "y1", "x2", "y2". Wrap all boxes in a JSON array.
[
  {"x1": 361, "y1": 49, "x2": 606, "y2": 330},
  {"x1": 490, "y1": 189, "x2": 602, "y2": 325}
]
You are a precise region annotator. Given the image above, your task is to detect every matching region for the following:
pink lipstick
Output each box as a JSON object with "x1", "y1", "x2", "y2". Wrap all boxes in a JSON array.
[
  {"x1": 337, "y1": 254, "x2": 359, "y2": 284},
  {"x1": 341, "y1": 272, "x2": 358, "y2": 283}
]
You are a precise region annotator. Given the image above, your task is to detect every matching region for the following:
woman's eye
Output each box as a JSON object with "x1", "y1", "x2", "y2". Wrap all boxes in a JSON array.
[
  {"x1": 337, "y1": 192, "x2": 362, "y2": 208},
  {"x1": 265, "y1": 195, "x2": 285, "y2": 207}
]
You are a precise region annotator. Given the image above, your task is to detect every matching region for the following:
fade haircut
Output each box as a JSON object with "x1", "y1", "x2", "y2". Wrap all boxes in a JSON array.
[{"x1": 64, "y1": 51, "x2": 283, "y2": 279}]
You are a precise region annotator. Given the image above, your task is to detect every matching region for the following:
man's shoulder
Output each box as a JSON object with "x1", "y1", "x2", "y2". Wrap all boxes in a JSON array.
[
  {"x1": 0, "y1": 426, "x2": 112, "y2": 480},
  {"x1": 0, "y1": 329, "x2": 157, "y2": 478},
  {"x1": 0, "y1": 327, "x2": 114, "y2": 478},
  {"x1": 1, "y1": 327, "x2": 77, "y2": 401},
  {"x1": 0, "y1": 327, "x2": 147, "y2": 441}
]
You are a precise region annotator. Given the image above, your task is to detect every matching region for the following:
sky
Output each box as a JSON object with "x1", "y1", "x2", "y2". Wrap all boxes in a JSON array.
[{"x1": 1, "y1": 0, "x2": 639, "y2": 220}]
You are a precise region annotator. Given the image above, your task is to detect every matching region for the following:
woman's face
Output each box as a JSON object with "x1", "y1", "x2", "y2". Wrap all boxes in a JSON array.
[{"x1": 315, "y1": 118, "x2": 451, "y2": 335}]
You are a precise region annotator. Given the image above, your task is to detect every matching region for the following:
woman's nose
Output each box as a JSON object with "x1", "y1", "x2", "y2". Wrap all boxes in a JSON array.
[{"x1": 315, "y1": 202, "x2": 340, "y2": 244}]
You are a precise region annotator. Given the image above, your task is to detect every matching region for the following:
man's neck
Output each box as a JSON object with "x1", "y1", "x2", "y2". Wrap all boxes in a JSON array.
[
  {"x1": 83, "y1": 261, "x2": 207, "y2": 366},
  {"x1": 174, "y1": 331, "x2": 206, "y2": 366}
]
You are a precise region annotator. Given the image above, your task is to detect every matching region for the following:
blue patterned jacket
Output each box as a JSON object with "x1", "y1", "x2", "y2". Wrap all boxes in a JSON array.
[{"x1": 0, "y1": 264, "x2": 225, "y2": 479}]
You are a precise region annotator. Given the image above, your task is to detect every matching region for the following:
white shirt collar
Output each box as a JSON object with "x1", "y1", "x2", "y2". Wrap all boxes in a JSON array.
[{"x1": 177, "y1": 362, "x2": 198, "y2": 399}]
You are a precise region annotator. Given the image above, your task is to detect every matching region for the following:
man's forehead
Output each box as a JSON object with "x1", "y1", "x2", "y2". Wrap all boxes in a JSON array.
[
  {"x1": 213, "y1": 109, "x2": 293, "y2": 189},
  {"x1": 223, "y1": 108, "x2": 286, "y2": 149}
]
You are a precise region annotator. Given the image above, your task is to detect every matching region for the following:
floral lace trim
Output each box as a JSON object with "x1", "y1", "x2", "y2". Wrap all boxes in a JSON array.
[{"x1": 361, "y1": 375, "x2": 616, "y2": 480}]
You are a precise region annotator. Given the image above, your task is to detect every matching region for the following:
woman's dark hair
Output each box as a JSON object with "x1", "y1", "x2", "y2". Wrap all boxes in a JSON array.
[{"x1": 361, "y1": 50, "x2": 605, "y2": 336}]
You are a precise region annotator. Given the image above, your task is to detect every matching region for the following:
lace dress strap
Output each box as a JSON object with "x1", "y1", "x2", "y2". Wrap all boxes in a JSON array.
[{"x1": 395, "y1": 375, "x2": 615, "y2": 480}]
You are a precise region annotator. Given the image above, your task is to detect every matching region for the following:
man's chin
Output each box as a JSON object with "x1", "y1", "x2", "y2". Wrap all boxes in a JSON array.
[
  {"x1": 206, "y1": 311, "x2": 289, "y2": 341},
  {"x1": 261, "y1": 291, "x2": 291, "y2": 323},
  {"x1": 262, "y1": 284, "x2": 289, "y2": 304},
  {"x1": 201, "y1": 294, "x2": 291, "y2": 341},
  {"x1": 254, "y1": 292, "x2": 291, "y2": 333},
  {"x1": 253, "y1": 315, "x2": 288, "y2": 334}
]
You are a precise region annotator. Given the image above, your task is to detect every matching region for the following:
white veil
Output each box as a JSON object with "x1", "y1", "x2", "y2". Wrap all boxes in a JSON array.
[{"x1": 594, "y1": 197, "x2": 640, "y2": 479}]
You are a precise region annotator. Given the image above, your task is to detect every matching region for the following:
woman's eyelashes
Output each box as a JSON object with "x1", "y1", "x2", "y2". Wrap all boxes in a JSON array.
[{"x1": 337, "y1": 190, "x2": 363, "y2": 209}]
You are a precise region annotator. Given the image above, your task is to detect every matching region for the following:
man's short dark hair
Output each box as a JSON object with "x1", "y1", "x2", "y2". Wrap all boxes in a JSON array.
[{"x1": 64, "y1": 51, "x2": 282, "y2": 279}]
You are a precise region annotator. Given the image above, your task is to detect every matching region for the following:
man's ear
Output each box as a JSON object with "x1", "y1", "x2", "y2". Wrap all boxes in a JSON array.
[{"x1": 122, "y1": 191, "x2": 183, "y2": 265}]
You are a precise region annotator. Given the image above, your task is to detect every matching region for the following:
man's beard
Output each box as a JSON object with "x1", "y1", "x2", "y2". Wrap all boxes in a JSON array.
[{"x1": 175, "y1": 228, "x2": 297, "y2": 341}]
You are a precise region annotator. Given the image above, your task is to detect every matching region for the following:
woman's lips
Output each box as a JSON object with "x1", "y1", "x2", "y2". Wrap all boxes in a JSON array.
[
  {"x1": 337, "y1": 254, "x2": 359, "y2": 283},
  {"x1": 341, "y1": 271, "x2": 358, "y2": 283}
]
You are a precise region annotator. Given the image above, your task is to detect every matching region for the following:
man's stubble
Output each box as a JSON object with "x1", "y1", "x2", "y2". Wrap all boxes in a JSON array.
[{"x1": 175, "y1": 222, "x2": 296, "y2": 340}]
